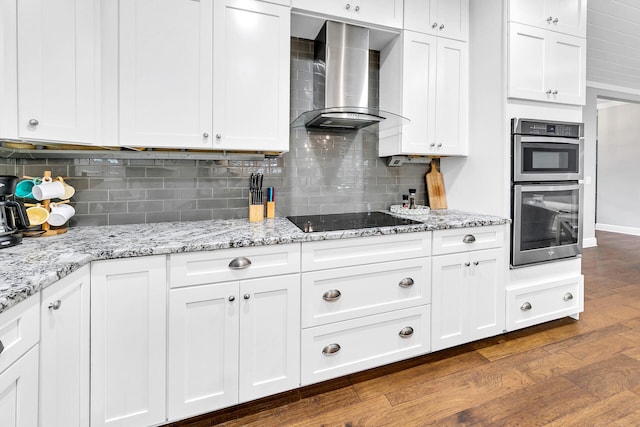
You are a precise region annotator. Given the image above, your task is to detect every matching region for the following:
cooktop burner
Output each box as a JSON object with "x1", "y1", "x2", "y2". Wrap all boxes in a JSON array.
[{"x1": 287, "y1": 211, "x2": 421, "y2": 233}]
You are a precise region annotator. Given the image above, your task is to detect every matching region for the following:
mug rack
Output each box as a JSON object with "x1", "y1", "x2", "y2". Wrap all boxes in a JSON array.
[{"x1": 23, "y1": 170, "x2": 70, "y2": 237}]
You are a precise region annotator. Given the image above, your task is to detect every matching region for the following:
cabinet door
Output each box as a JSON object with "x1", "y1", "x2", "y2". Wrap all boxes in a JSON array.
[
  {"x1": 509, "y1": 0, "x2": 585, "y2": 37},
  {"x1": 239, "y1": 273, "x2": 300, "y2": 402},
  {"x1": 119, "y1": 0, "x2": 213, "y2": 148},
  {"x1": 212, "y1": 0, "x2": 290, "y2": 152},
  {"x1": 39, "y1": 265, "x2": 90, "y2": 427},
  {"x1": 431, "y1": 252, "x2": 469, "y2": 351},
  {"x1": 548, "y1": 32, "x2": 586, "y2": 105},
  {"x1": 292, "y1": 0, "x2": 403, "y2": 28},
  {"x1": 0, "y1": 346, "x2": 39, "y2": 427},
  {"x1": 90, "y1": 256, "x2": 167, "y2": 427},
  {"x1": 404, "y1": 0, "x2": 436, "y2": 35},
  {"x1": 469, "y1": 249, "x2": 505, "y2": 341},
  {"x1": 435, "y1": 38, "x2": 468, "y2": 155},
  {"x1": 404, "y1": 0, "x2": 468, "y2": 41},
  {"x1": 400, "y1": 31, "x2": 437, "y2": 155},
  {"x1": 508, "y1": 23, "x2": 549, "y2": 103},
  {"x1": 167, "y1": 282, "x2": 239, "y2": 421},
  {"x1": 17, "y1": 0, "x2": 97, "y2": 143}
]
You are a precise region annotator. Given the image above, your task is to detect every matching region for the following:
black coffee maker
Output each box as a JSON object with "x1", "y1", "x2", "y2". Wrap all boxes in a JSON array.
[{"x1": 0, "y1": 175, "x2": 30, "y2": 248}]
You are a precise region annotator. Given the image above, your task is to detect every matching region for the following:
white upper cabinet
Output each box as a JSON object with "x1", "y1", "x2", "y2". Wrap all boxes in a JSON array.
[
  {"x1": 112, "y1": 0, "x2": 290, "y2": 151},
  {"x1": 508, "y1": 23, "x2": 586, "y2": 105},
  {"x1": 404, "y1": 0, "x2": 469, "y2": 41},
  {"x1": 379, "y1": 32, "x2": 468, "y2": 156},
  {"x1": 212, "y1": 0, "x2": 290, "y2": 152},
  {"x1": 508, "y1": 0, "x2": 586, "y2": 37},
  {"x1": 291, "y1": 0, "x2": 404, "y2": 28},
  {"x1": 16, "y1": 0, "x2": 98, "y2": 144},
  {"x1": 117, "y1": 0, "x2": 213, "y2": 149}
]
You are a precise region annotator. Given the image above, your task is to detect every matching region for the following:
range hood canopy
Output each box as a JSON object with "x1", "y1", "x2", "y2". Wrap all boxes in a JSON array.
[{"x1": 290, "y1": 21, "x2": 408, "y2": 132}]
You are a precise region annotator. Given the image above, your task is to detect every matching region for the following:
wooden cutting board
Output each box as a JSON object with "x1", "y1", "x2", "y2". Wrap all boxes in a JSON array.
[{"x1": 426, "y1": 158, "x2": 447, "y2": 209}]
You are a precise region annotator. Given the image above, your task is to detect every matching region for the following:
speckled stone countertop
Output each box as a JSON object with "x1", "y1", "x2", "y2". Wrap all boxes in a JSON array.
[{"x1": 0, "y1": 210, "x2": 509, "y2": 314}]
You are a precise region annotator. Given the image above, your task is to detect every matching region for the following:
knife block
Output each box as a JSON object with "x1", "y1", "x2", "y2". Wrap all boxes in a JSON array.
[{"x1": 249, "y1": 204, "x2": 264, "y2": 222}]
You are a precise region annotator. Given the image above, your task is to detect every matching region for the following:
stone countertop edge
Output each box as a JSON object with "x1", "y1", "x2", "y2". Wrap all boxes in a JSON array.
[{"x1": 0, "y1": 210, "x2": 509, "y2": 314}]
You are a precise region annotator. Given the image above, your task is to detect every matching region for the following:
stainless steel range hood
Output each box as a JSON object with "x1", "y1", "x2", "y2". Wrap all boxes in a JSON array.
[{"x1": 290, "y1": 21, "x2": 408, "y2": 132}]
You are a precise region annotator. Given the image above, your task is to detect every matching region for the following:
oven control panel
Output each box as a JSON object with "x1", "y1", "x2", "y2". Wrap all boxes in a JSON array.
[{"x1": 512, "y1": 119, "x2": 583, "y2": 138}]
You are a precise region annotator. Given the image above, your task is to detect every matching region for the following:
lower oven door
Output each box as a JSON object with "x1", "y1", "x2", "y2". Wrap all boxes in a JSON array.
[{"x1": 512, "y1": 182, "x2": 583, "y2": 267}]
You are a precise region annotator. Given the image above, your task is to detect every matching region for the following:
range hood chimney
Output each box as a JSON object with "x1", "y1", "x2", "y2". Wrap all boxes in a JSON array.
[{"x1": 290, "y1": 21, "x2": 408, "y2": 132}]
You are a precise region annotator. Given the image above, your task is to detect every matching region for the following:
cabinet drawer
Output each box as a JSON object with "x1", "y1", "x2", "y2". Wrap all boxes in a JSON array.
[
  {"x1": 506, "y1": 275, "x2": 583, "y2": 331},
  {"x1": 170, "y1": 244, "x2": 300, "y2": 288},
  {"x1": 301, "y1": 232, "x2": 431, "y2": 272},
  {"x1": 302, "y1": 258, "x2": 430, "y2": 327},
  {"x1": 432, "y1": 225, "x2": 505, "y2": 255},
  {"x1": 301, "y1": 305, "x2": 430, "y2": 385},
  {"x1": 0, "y1": 296, "x2": 39, "y2": 374}
]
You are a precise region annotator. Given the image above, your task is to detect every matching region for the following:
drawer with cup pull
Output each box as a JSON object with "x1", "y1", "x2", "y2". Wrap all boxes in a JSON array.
[
  {"x1": 301, "y1": 258, "x2": 431, "y2": 328},
  {"x1": 0, "y1": 296, "x2": 39, "y2": 374},
  {"x1": 432, "y1": 225, "x2": 506, "y2": 256},
  {"x1": 506, "y1": 275, "x2": 584, "y2": 331},
  {"x1": 169, "y1": 244, "x2": 300, "y2": 288},
  {"x1": 300, "y1": 305, "x2": 431, "y2": 386}
]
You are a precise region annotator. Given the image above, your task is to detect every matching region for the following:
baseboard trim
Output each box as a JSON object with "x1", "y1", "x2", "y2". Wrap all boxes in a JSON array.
[
  {"x1": 595, "y1": 223, "x2": 640, "y2": 236},
  {"x1": 582, "y1": 237, "x2": 598, "y2": 248}
]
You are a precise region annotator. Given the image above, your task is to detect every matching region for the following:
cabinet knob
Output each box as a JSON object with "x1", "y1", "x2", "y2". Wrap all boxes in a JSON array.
[
  {"x1": 48, "y1": 300, "x2": 62, "y2": 310},
  {"x1": 216, "y1": 134, "x2": 222, "y2": 139},
  {"x1": 354, "y1": 5, "x2": 359, "y2": 11},
  {"x1": 322, "y1": 343, "x2": 341, "y2": 356},
  {"x1": 228, "y1": 295, "x2": 235, "y2": 302},
  {"x1": 546, "y1": 16, "x2": 553, "y2": 23},
  {"x1": 398, "y1": 277, "x2": 415, "y2": 288},
  {"x1": 432, "y1": 22, "x2": 438, "y2": 29},
  {"x1": 473, "y1": 261, "x2": 479, "y2": 266},
  {"x1": 345, "y1": 3, "x2": 350, "y2": 9},
  {"x1": 563, "y1": 292, "x2": 574, "y2": 301},
  {"x1": 553, "y1": 17, "x2": 559, "y2": 24},
  {"x1": 243, "y1": 293, "x2": 251, "y2": 300},
  {"x1": 439, "y1": 24, "x2": 445, "y2": 30},
  {"x1": 546, "y1": 89, "x2": 553, "y2": 95},
  {"x1": 203, "y1": 133, "x2": 209, "y2": 138},
  {"x1": 437, "y1": 143, "x2": 443, "y2": 147},
  {"x1": 465, "y1": 262, "x2": 471, "y2": 267},
  {"x1": 0, "y1": 340, "x2": 4, "y2": 354},
  {"x1": 228, "y1": 256, "x2": 251, "y2": 270},
  {"x1": 463, "y1": 234, "x2": 476, "y2": 244},
  {"x1": 28, "y1": 119, "x2": 39, "y2": 126},
  {"x1": 521, "y1": 302, "x2": 532, "y2": 311},
  {"x1": 552, "y1": 90, "x2": 558, "y2": 95},
  {"x1": 398, "y1": 326, "x2": 414, "y2": 338},
  {"x1": 429, "y1": 143, "x2": 436, "y2": 147},
  {"x1": 322, "y1": 289, "x2": 342, "y2": 302}
]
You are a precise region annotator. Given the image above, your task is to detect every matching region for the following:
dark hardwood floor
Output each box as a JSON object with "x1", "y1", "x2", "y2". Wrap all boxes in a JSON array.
[{"x1": 170, "y1": 231, "x2": 640, "y2": 426}]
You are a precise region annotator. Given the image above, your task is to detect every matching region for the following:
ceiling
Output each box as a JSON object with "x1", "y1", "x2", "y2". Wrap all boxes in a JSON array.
[{"x1": 587, "y1": 0, "x2": 640, "y2": 91}]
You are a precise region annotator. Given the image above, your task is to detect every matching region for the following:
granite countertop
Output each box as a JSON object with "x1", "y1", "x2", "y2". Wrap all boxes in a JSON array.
[{"x1": 0, "y1": 209, "x2": 509, "y2": 314}]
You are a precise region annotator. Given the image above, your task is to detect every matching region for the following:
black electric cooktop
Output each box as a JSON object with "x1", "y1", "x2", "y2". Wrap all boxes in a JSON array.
[{"x1": 287, "y1": 211, "x2": 421, "y2": 233}]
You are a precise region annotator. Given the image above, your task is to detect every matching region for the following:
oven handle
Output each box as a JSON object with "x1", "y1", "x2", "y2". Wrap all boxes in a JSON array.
[
  {"x1": 517, "y1": 135, "x2": 583, "y2": 145},
  {"x1": 514, "y1": 183, "x2": 582, "y2": 193}
]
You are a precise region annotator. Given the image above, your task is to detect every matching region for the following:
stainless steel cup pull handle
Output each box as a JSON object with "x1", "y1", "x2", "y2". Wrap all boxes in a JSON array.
[
  {"x1": 322, "y1": 343, "x2": 341, "y2": 356},
  {"x1": 322, "y1": 289, "x2": 342, "y2": 302},
  {"x1": 48, "y1": 300, "x2": 62, "y2": 310},
  {"x1": 399, "y1": 326, "x2": 414, "y2": 338},
  {"x1": 521, "y1": 302, "x2": 532, "y2": 311},
  {"x1": 228, "y1": 257, "x2": 251, "y2": 270},
  {"x1": 398, "y1": 278, "x2": 414, "y2": 288},
  {"x1": 563, "y1": 292, "x2": 574, "y2": 301},
  {"x1": 463, "y1": 234, "x2": 476, "y2": 244}
]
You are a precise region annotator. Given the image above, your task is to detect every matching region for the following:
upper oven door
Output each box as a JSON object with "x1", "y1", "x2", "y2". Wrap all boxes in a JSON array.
[{"x1": 513, "y1": 135, "x2": 584, "y2": 182}]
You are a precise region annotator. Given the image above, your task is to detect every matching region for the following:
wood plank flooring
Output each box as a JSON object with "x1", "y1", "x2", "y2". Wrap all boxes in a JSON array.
[{"x1": 169, "y1": 231, "x2": 640, "y2": 426}]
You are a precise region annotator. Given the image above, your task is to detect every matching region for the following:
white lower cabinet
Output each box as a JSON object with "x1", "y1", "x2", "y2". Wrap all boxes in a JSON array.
[
  {"x1": 506, "y1": 275, "x2": 584, "y2": 331},
  {"x1": 90, "y1": 256, "x2": 167, "y2": 427},
  {"x1": 167, "y1": 245, "x2": 301, "y2": 422},
  {"x1": 0, "y1": 296, "x2": 40, "y2": 427},
  {"x1": 431, "y1": 226, "x2": 507, "y2": 351},
  {"x1": 39, "y1": 265, "x2": 90, "y2": 427},
  {"x1": 300, "y1": 233, "x2": 432, "y2": 386}
]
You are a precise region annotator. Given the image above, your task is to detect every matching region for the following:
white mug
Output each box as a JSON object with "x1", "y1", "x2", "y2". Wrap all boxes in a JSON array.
[
  {"x1": 47, "y1": 202, "x2": 75, "y2": 226},
  {"x1": 32, "y1": 177, "x2": 65, "y2": 201}
]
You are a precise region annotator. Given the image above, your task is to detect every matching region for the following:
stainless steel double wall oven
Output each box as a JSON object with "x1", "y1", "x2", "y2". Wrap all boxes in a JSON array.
[{"x1": 511, "y1": 118, "x2": 584, "y2": 267}]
